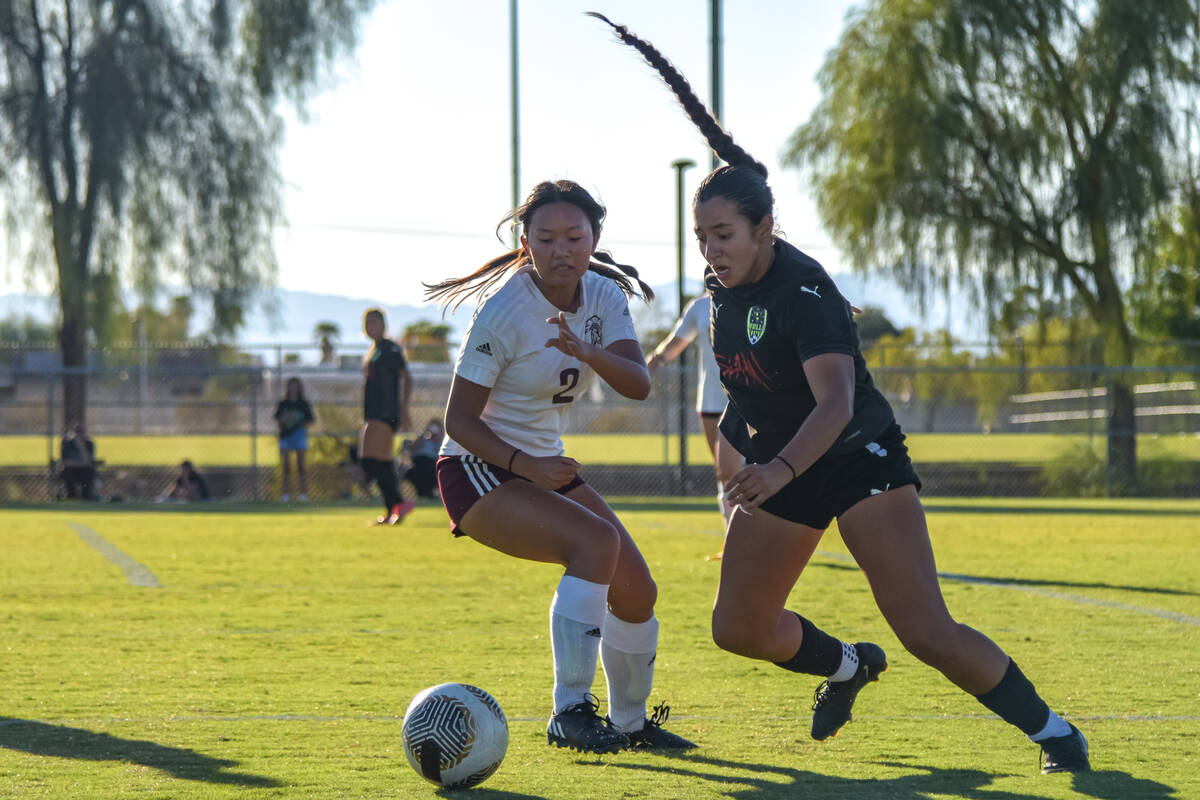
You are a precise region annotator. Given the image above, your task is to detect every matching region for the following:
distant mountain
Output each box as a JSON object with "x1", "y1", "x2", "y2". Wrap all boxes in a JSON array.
[
  {"x1": 0, "y1": 289, "x2": 470, "y2": 349},
  {"x1": 0, "y1": 274, "x2": 987, "y2": 351}
]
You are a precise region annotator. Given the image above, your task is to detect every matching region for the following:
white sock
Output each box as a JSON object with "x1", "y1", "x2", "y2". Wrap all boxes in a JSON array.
[
  {"x1": 549, "y1": 575, "x2": 609, "y2": 714},
  {"x1": 829, "y1": 641, "x2": 861, "y2": 683},
  {"x1": 601, "y1": 612, "x2": 659, "y2": 732},
  {"x1": 1029, "y1": 709, "x2": 1072, "y2": 742},
  {"x1": 717, "y1": 482, "x2": 733, "y2": 524}
]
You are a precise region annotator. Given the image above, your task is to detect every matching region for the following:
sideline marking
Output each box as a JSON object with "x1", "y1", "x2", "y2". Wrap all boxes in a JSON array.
[
  {"x1": 67, "y1": 522, "x2": 161, "y2": 588},
  {"x1": 816, "y1": 550, "x2": 1200, "y2": 627}
]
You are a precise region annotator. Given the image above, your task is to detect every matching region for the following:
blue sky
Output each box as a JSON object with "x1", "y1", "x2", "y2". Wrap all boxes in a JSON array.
[
  {"x1": 3, "y1": 0, "x2": 984, "y2": 340},
  {"x1": 276, "y1": 1, "x2": 860, "y2": 305}
]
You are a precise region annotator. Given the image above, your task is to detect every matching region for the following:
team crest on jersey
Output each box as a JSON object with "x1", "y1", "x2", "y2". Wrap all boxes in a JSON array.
[
  {"x1": 746, "y1": 306, "x2": 768, "y2": 344},
  {"x1": 585, "y1": 315, "x2": 603, "y2": 346}
]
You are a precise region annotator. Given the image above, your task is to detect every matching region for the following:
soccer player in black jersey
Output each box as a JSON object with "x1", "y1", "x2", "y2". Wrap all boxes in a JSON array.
[
  {"x1": 360, "y1": 308, "x2": 415, "y2": 525},
  {"x1": 591, "y1": 13, "x2": 1090, "y2": 775}
]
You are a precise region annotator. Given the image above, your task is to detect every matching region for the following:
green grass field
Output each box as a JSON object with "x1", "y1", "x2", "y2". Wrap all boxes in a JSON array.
[
  {"x1": 2, "y1": 497, "x2": 1197, "y2": 798},
  {"x1": 5, "y1": 431, "x2": 1197, "y2": 467}
]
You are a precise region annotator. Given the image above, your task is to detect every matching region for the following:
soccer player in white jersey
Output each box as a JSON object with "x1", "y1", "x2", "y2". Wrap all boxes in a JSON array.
[
  {"x1": 424, "y1": 180, "x2": 695, "y2": 755},
  {"x1": 648, "y1": 294, "x2": 743, "y2": 529}
]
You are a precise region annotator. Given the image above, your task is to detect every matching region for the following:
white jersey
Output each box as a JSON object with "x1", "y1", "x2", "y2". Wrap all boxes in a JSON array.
[
  {"x1": 440, "y1": 266, "x2": 639, "y2": 459},
  {"x1": 668, "y1": 295, "x2": 725, "y2": 414}
]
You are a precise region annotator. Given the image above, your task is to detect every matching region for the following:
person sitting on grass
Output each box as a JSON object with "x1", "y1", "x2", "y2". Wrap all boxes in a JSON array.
[
  {"x1": 59, "y1": 423, "x2": 99, "y2": 500},
  {"x1": 163, "y1": 460, "x2": 211, "y2": 502}
]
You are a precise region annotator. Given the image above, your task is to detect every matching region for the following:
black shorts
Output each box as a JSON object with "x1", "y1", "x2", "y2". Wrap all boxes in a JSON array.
[
  {"x1": 436, "y1": 455, "x2": 586, "y2": 536},
  {"x1": 757, "y1": 423, "x2": 921, "y2": 529}
]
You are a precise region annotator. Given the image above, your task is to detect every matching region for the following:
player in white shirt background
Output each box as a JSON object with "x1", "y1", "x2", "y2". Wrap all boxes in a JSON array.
[
  {"x1": 425, "y1": 179, "x2": 696, "y2": 755},
  {"x1": 647, "y1": 294, "x2": 743, "y2": 532}
]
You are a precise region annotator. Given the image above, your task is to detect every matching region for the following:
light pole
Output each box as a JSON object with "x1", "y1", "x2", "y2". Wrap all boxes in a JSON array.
[
  {"x1": 672, "y1": 158, "x2": 696, "y2": 495},
  {"x1": 709, "y1": 0, "x2": 723, "y2": 170},
  {"x1": 510, "y1": 0, "x2": 520, "y2": 249}
]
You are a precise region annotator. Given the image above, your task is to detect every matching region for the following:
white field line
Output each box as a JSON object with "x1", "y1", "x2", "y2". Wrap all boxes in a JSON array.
[
  {"x1": 67, "y1": 522, "x2": 161, "y2": 588},
  {"x1": 816, "y1": 550, "x2": 1200, "y2": 627}
]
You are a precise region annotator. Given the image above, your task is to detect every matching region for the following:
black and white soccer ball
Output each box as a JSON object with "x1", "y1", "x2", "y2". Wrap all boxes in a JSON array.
[{"x1": 402, "y1": 682, "x2": 508, "y2": 789}]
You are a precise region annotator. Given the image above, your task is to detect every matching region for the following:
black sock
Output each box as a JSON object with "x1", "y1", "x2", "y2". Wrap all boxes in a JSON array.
[
  {"x1": 773, "y1": 612, "x2": 844, "y2": 677},
  {"x1": 362, "y1": 458, "x2": 400, "y2": 511},
  {"x1": 974, "y1": 659, "x2": 1051, "y2": 736}
]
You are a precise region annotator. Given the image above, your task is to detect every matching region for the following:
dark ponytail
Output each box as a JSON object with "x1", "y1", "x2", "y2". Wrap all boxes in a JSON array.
[
  {"x1": 587, "y1": 12, "x2": 775, "y2": 226},
  {"x1": 424, "y1": 179, "x2": 653, "y2": 312}
]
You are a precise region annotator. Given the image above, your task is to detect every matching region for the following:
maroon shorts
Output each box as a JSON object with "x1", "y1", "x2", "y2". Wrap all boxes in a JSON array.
[{"x1": 436, "y1": 455, "x2": 586, "y2": 536}]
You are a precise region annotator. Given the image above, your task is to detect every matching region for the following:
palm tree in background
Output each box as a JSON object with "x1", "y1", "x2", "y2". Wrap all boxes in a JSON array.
[{"x1": 313, "y1": 321, "x2": 341, "y2": 365}]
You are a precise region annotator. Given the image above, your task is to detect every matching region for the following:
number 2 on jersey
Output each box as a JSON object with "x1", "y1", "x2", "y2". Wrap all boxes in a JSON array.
[{"x1": 552, "y1": 368, "x2": 580, "y2": 404}]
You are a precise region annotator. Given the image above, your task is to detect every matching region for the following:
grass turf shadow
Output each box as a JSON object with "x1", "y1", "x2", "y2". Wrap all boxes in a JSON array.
[
  {"x1": 0, "y1": 718, "x2": 280, "y2": 787},
  {"x1": 600, "y1": 752, "x2": 1180, "y2": 800}
]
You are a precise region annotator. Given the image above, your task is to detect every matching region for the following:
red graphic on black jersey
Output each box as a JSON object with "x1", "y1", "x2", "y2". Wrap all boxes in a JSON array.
[{"x1": 716, "y1": 351, "x2": 774, "y2": 390}]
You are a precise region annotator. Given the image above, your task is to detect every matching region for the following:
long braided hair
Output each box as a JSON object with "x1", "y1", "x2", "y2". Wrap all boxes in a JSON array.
[
  {"x1": 587, "y1": 12, "x2": 775, "y2": 227},
  {"x1": 424, "y1": 179, "x2": 654, "y2": 312}
]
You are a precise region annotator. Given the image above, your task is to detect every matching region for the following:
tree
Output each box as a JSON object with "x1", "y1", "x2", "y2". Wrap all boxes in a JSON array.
[
  {"x1": 402, "y1": 319, "x2": 453, "y2": 363},
  {"x1": 0, "y1": 0, "x2": 376, "y2": 428},
  {"x1": 853, "y1": 305, "x2": 902, "y2": 350},
  {"x1": 313, "y1": 319, "x2": 340, "y2": 365},
  {"x1": 786, "y1": 0, "x2": 1200, "y2": 493},
  {"x1": 0, "y1": 313, "x2": 55, "y2": 343},
  {"x1": 1130, "y1": 202, "x2": 1200, "y2": 342}
]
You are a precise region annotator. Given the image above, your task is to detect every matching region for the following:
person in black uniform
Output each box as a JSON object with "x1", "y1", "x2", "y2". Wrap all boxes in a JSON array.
[
  {"x1": 360, "y1": 307, "x2": 414, "y2": 525},
  {"x1": 590, "y1": 14, "x2": 1090, "y2": 775}
]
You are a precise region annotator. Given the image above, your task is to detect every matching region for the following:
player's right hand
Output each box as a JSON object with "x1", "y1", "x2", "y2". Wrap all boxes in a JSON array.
[{"x1": 519, "y1": 454, "x2": 581, "y2": 490}]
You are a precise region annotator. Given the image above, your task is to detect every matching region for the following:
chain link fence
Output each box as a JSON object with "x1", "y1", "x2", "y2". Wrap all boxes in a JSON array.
[{"x1": 1, "y1": 343, "x2": 1196, "y2": 502}]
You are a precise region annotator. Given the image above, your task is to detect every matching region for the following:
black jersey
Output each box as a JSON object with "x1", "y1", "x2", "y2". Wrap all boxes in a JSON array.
[
  {"x1": 363, "y1": 338, "x2": 408, "y2": 423},
  {"x1": 274, "y1": 398, "x2": 314, "y2": 437},
  {"x1": 708, "y1": 239, "x2": 895, "y2": 461}
]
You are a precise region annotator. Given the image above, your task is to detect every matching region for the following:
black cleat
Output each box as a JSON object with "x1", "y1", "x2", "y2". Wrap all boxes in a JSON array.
[
  {"x1": 623, "y1": 703, "x2": 697, "y2": 750},
  {"x1": 1040, "y1": 723, "x2": 1090, "y2": 774},
  {"x1": 811, "y1": 642, "x2": 888, "y2": 740},
  {"x1": 547, "y1": 694, "x2": 629, "y2": 754}
]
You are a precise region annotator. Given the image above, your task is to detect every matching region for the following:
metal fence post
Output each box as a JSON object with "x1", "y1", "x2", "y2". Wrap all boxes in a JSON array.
[
  {"x1": 1104, "y1": 368, "x2": 1113, "y2": 498},
  {"x1": 678, "y1": 356, "x2": 688, "y2": 495},
  {"x1": 251, "y1": 368, "x2": 259, "y2": 502},
  {"x1": 46, "y1": 374, "x2": 55, "y2": 498}
]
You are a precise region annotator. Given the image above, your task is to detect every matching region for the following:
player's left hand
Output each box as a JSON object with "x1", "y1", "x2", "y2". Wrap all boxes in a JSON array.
[
  {"x1": 724, "y1": 459, "x2": 795, "y2": 509},
  {"x1": 545, "y1": 312, "x2": 598, "y2": 362}
]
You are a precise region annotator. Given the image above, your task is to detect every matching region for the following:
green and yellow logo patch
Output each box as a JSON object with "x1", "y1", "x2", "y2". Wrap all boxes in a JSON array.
[{"x1": 746, "y1": 306, "x2": 767, "y2": 344}]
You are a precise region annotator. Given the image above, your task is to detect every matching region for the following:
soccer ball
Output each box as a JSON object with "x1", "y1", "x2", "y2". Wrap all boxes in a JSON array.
[{"x1": 402, "y1": 682, "x2": 508, "y2": 789}]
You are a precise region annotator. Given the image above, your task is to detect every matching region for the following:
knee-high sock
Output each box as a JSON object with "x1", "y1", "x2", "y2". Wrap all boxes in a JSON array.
[
  {"x1": 975, "y1": 659, "x2": 1070, "y2": 741},
  {"x1": 362, "y1": 458, "x2": 400, "y2": 511},
  {"x1": 549, "y1": 575, "x2": 608, "y2": 714},
  {"x1": 601, "y1": 612, "x2": 659, "y2": 732},
  {"x1": 773, "y1": 612, "x2": 860, "y2": 681},
  {"x1": 717, "y1": 481, "x2": 733, "y2": 524}
]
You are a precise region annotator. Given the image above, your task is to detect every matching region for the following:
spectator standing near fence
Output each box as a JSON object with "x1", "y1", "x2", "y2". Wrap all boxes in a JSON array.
[
  {"x1": 647, "y1": 294, "x2": 741, "y2": 529},
  {"x1": 593, "y1": 13, "x2": 1090, "y2": 774},
  {"x1": 360, "y1": 308, "x2": 415, "y2": 526},
  {"x1": 59, "y1": 423, "x2": 98, "y2": 500},
  {"x1": 275, "y1": 377, "x2": 315, "y2": 502}
]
